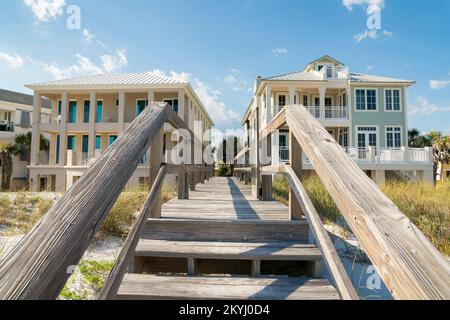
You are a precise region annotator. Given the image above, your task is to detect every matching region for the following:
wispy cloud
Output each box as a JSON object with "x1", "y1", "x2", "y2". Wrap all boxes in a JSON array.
[
  {"x1": 272, "y1": 48, "x2": 288, "y2": 57},
  {"x1": 152, "y1": 70, "x2": 241, "y2": 129},
  {"x1": 343, "y1": 0, "x2": 393, "y2": 42},
  {"x1": 408, "y1": 96, "x2": 450, "y2": 116},
  {"x1": 83, "y1": 29, "x2": 95, "y2": 42},
  {"x1": 23, "y1": 0, "x2": 66, "y2": 22},
  {"x1": 32, "y1": 49, "x2": 128, "y2": 79},
  {"x1": 0, "y1": 52, "x2": 25, "y2": 68},
  {"x1": 429, "y1": 73, "x2": 450, "y2": 89}
]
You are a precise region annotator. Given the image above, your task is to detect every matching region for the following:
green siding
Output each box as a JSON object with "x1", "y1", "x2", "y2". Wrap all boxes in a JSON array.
[{"x1": 351, "y1": 86, "x2": 407, "y2": 147}]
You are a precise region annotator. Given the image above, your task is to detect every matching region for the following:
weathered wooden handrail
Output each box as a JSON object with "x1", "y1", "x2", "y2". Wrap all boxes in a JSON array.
[
  {"x1": 99, "y1": 164, "x2": 167, "y2": 300},
  {"x1": 0, "y1": 102, "x2": 171, "y2": 300},
  {"x1": 234, "y1": 146, "x2": 249, "y2": 161},
  {"x1": 284, "y1": 164, "x2": 359, "y2": 300},
  {"x1": 265, "y1": 105, "x2": 450, "y2": 299}
]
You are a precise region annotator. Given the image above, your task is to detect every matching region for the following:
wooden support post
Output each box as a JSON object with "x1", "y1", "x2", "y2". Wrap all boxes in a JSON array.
[
  {"x1": 187, "y1": 258, "x2": 198, "y2": 276},
  {"x1": 289, "y1": 130, "x2": 303, "y2": 220},
  {"x1": 251, "y1": 260, "x2": 261, "y2": 277},
  {"x1": 150, "y1": 128, "x2": 164, "y2": 218},
  {"x1": 178, "y1": 166, "x2": 187, "y2": 199},
  {"x1": 189, "y1": 171, "x2": 196, "y2": 191},
  {"x1": 261, "y1": 134, "x2": 272, "y2": 200}
]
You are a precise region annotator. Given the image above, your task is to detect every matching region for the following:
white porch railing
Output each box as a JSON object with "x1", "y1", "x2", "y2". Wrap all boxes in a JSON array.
[
  {"x1": 291, "y1": 146, "x2": 433, "y2": 166},
  {"x1": 325, "y1": 106, "x2": 349, "y2": 120}
]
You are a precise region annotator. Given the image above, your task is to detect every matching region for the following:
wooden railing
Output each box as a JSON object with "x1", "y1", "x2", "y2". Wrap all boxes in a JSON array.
[
  {"x1": 261, "y1": 105, "x2": 450, "y2": 300},
  {"x1": 0, "y1": 102, "x2": 214, "y2": 300}
]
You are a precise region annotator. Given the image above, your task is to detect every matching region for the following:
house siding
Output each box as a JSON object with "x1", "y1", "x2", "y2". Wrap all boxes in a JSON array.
[{"x1": 351, "y1": 85, "x2": 408, "y2": 147}]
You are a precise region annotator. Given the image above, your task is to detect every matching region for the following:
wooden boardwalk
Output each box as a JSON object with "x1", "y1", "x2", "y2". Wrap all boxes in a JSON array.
[
  {"x1": 115, "y1": 177, "x2": 340, "y2": 300},
  {"x1": 162, "y1": 177, "x2": 289, "y2": 221}
]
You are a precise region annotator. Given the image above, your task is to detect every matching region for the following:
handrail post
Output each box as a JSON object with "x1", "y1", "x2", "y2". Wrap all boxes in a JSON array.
[
  {"x1": 289, "y1": 129, "x2": 303, "y2": 220},
  {"x1": 261, "y1": 132, "x2": 272, "y2": 200},
  {"x1": 149, "y1": 128, "x2": 164, "y2": 218}
]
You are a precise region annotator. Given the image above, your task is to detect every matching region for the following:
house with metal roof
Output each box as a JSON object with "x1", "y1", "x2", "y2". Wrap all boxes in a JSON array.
[
  {"x1": 25, "y1": 72, "x2": 214, "y2": 192},
  {"x1": 0, "y1": 89, "x2": 52, "y2": 190},
  {"x1": 241, "y1": 55, "x2": 433, "y2": 188}
]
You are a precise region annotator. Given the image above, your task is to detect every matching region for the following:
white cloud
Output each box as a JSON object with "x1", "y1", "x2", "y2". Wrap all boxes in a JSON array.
[
  {"x1": 24, "y1": 0, "x2": 66, "y2": 22},
  {"x1": 272, "y1": 48, "x2": 288, "y2": 57},
  {"x1": 151, "y1": 70, "x2": 241, "y2": 129},
  {"x1": 383, "y1": 30, "x2": 393, "y2": 37},
  {"x1": 343, "y1": 0, "x2": 385, "y2": 13},
  {"x1": 223, "y1": 75, "x2": 237, "y2": 84},
  {"x1": 101, "y1": 49, "x2": 128, "y2": 73},
  {"x1": 429, "y1": 76, "x2": 450, "y2": 90},
  {"x1": 83, "y1": 29, "x2": 95, "y2": 42},
  {"x1": 354, "y1": 29, "x2": 378, "y2": 42},
  {"x1": 0, "y1": 52, "x2": 25, "y2": 68},
  {"x1": 409, "y1": 96, "x2": 450, "y2": 117},
  {"x1": 35, "y1": 49, "x2": 128, "y2": 79}
]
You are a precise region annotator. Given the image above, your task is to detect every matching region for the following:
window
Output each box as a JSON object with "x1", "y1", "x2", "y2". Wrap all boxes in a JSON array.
[
  {"x1": 56, "y1": 135, "x2": 60, "y2": 164},
  {"x1": 68, "y1": 101, "x2": 77, "y2": 123},
  {"x1": 326, "y1": 66, "x2": 333, "y2": 78},
  {"x1": 278, "y1": 95, "x2": 286, "y2": 107},
  {"x1": 96, "y1": 101, "x2": 103, "y2": 123},
  {"x1": 164, "y1": 99, "x2": 179, "y2": 113},
  {"x1": 302, "y1": 95, "x2": 308, "y2": 106},
  {"x1": 82, "y1": 135, "x2": 89, "y2": 154},
  {"x1": 317, "y1": 65, "x2": 324, "y2": 71},
  {"x1": 357, "y1": 126, "x2": 378, "y2": 149},
  {"x1": 386, "y1": 127, "x2": 402, "y2": 148},
  {"x1": 109, "y1": 135, "x2": 118, "y2": 146},
  {"x1": 58, "y1": 100, "x2": 62, "y2": 116},
  {"x1": 355, "y1": 89, "x2": 377, "y2": 111},
  {"x1": 385, "y1": 89, "x2": 401, "y2": 111},
  {"x1": 67, "y1": 135, "x2": 76, "y2": 150},
  {"x1": 96, "y1": 136, "x2": 102, "y2": 150},
  {"x1": 136, "y1": 99, "x2": 148, "y2": 116},
  {"x1": 83, "y1": 101, "x2": 90, "y2": 123}
]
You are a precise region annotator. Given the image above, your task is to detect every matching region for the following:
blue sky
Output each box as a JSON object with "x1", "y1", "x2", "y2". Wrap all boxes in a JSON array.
[{"x1": 0, "y1": 0, "x2": 449, "y2": 133}]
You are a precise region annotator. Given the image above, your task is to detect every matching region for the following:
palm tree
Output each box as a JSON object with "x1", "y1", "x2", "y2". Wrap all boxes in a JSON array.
[
  {"x1": 0, "y1": 133, "x2": 49, "y2": 191},
  {"x1": 0, "y1": 143, "x2": 14, "y2": 191},
  {"x1": 428, "y1": 131, "x2": 450, "y2": 181},
  {"x1": 408, "y1": 128, "x2": 432, "y2": 148}
]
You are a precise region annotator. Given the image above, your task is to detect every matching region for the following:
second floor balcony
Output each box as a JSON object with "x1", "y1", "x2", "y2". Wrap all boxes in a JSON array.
[{"x1": 0, "y1": 121, "x2": 15, "y2": 133}]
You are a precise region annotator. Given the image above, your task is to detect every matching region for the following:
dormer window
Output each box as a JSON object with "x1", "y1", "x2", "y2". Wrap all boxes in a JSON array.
[
  {"x1": 317, "y1": 65, "x2": 324, "y2": 71},
  {"x1": 326, "y1": 66, "x2": 333, "y2": 78}
]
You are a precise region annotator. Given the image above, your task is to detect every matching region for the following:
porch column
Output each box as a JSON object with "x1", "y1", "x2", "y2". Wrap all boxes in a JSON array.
[
  {"x1": 59, "y1": 93, "x2": 68, "y2": 166},
  {"x1": 117, "y1": 91, "x2": 125, "y2": 134},
  {"x1": 346, "y1": 87, "x2": 353, "y2": 146},
  {"x1": 49, "y1": 134, "x2": 57, "y2": 165},
  {"x1": 88, "y1": 92, "x2": 96, "y2": 159},
  {"x1": 319, "y1": 87, "x2": 326, "y2": 120},
  {"x1": 148, "y1": 90, "x2": 155, "y2": 103},
  {"x1": 289, "y1": 85, "x2": 296, "y2": 105},
  {"x1": 30, "y1": 92, "x2": 42, "y2": 166},
  {"x1": 178, "y1": 89, "x2": 185, "y2": 121},
  {"x1": 265, "y1": 84, "x2": 272, "y2": 124}
]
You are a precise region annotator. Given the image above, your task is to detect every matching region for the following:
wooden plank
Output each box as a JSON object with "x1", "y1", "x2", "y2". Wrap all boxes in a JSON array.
[
  {"x1": 286, "y1": 105, "x2": 450, "y2": 300},
  {"x1": 285, "y1": 165, "x2": 359, "y2": 300},
  {"x1": 234, "y1": 146, "x2": 249, "y2": 161},
  {"x1": 0, "y1": 102, "x2": 170, "y2": 300},
  {"x1": 143, "y1": 219, "x2": 309, "y2": 242},
  {"x1": 135, "y1": 240, "x2": 322, "y2": 261},
  {"x1": 260, "y1": 107, "x2": 287, "y2": 139},
  {"x1": 116, "y1": 274, "x2": 340, "y2": 300},
  {"x1": 99, "y1": 165, "x2": 167, "y2": 300}
]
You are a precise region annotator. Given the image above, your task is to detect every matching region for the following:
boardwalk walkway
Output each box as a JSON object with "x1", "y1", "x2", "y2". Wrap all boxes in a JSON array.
[{"x1": 115, "y1": 177, "x2": 340, "y2": 300}]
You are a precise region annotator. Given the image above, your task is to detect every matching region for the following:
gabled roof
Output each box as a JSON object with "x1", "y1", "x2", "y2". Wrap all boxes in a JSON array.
[
  {"x1": 263, "y1": 71, "x2": 323, "y2": 82},
  {"x1": 0, "y1": 88, "x2": 51, "y2": 109},
  {"x1": 350, "y1": 73, "x2": 415, "y2": 84},
  {"x1": 25, "y1": 72, "x2": 187, "y2": 89},
  {"x1": 307, "y1": 55, "x2": 345, "y2": 67}
]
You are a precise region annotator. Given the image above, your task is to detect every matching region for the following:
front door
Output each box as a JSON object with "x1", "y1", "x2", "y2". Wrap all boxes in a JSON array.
[{"x1": 357, "y1": 127, "x2": 377, "y2": 158}]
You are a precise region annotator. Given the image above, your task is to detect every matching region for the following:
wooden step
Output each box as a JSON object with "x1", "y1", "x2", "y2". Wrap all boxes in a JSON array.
[
  {"x1": 116, "y1": 274, "x2": 340, "y2": 300},
  {"x1": 135, "y1": 240, "x2": 322, "y2": 261},
  {"x1": 144, "y1": 218, "x2": 310, "y2": 242}
]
